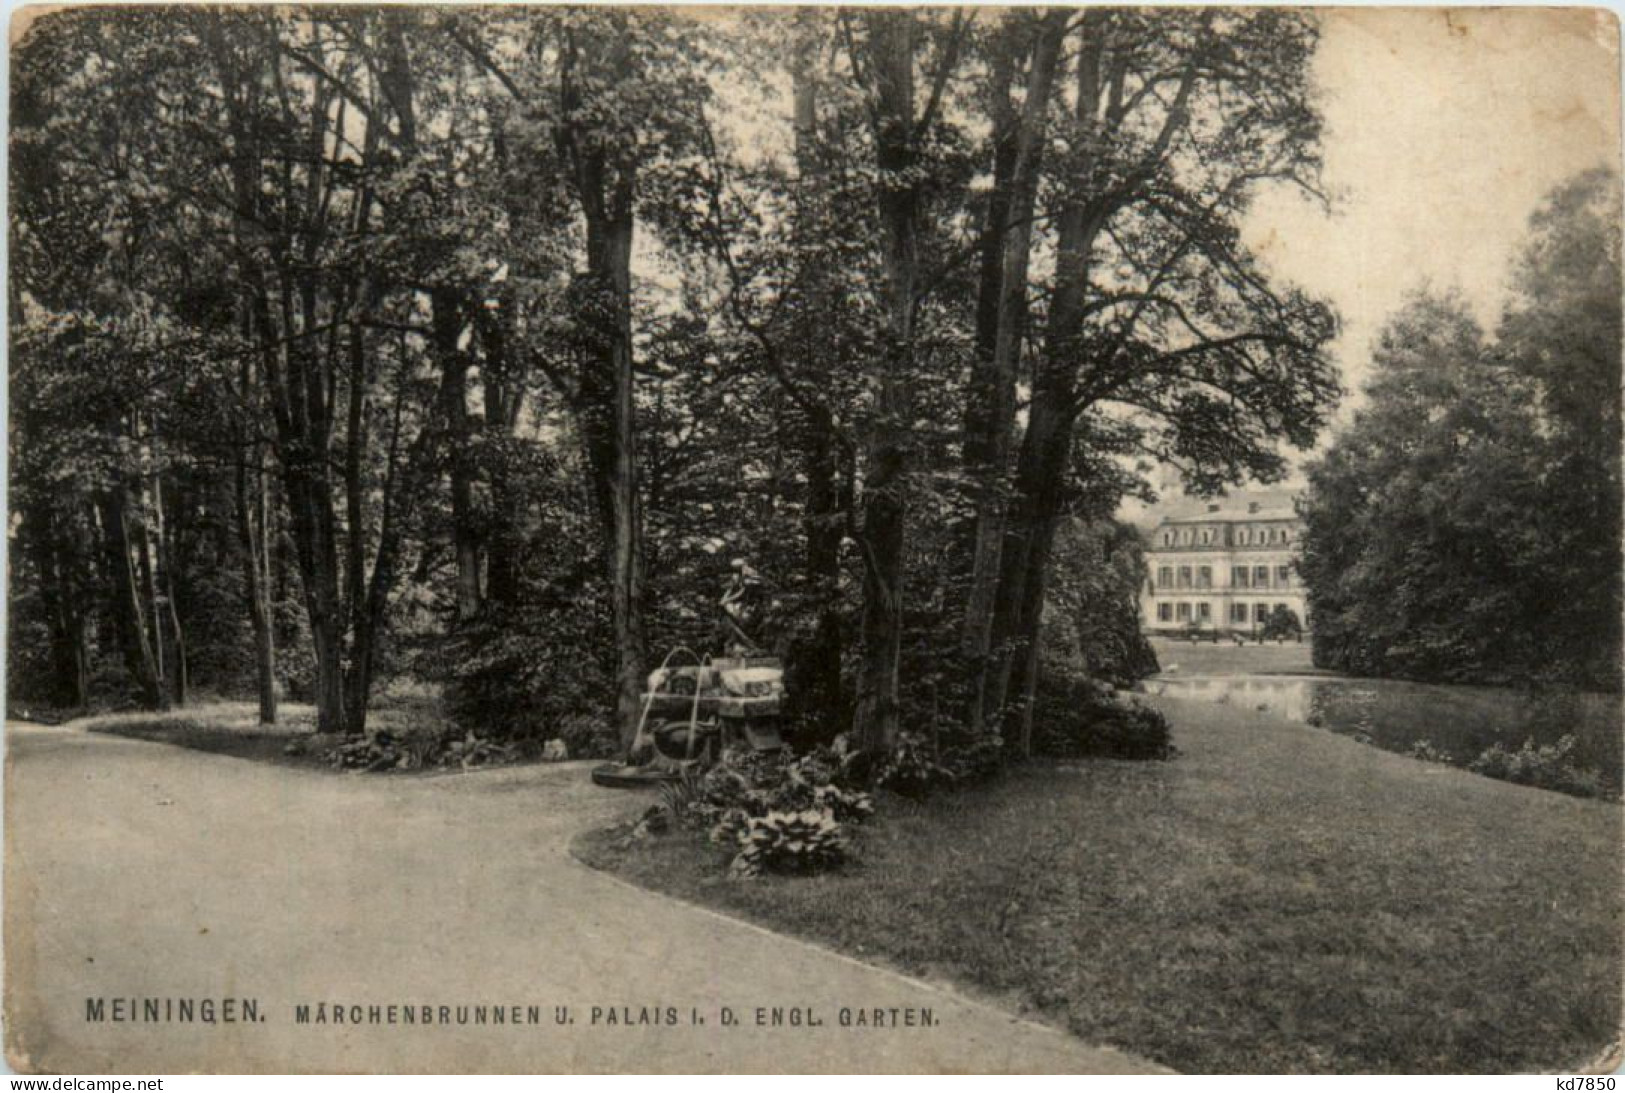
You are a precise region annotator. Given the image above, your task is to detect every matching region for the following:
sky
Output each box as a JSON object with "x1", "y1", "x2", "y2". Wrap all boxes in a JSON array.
[
  {"x1": 1244, "y1": 7, "x2": 1621, "y2": 428},
  {"x1": 1130, "y1": 7, "x2": 1621, "y2": 517}
]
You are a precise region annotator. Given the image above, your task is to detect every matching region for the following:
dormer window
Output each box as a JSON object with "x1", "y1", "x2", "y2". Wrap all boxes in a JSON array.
[{"x1": 1163, "y1": 531, "x2": 1174, "y2": 546}]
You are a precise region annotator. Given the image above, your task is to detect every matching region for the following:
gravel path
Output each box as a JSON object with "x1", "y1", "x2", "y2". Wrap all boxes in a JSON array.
[{"x1": 4, "y1": 722, "x2": 1163, "y2": 1074}]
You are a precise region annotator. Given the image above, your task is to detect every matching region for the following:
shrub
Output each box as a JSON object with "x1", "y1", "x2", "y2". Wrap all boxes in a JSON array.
[
  {"x1": 324, "y1": 726, "x2": 516, "y2": 772},
  {"x1": 877, "y1": 732, "x2": 958, "y2": 797},
  {"x1": 940, "y1": 734, "x2": 1005, "y2": 784},
  {"x1": 730, "y1": 809, "x2": 849, "y2": 877},
  {"x1": 1468, "y1": 735, "x2": 1608, "y2": 798},
  {"x1": 709, "y1": 806, "x2": 753, "y2": 849},
  {"x1": 440, "y1": 731, "x2": 517, "y2": 770},
  {"x1": 1408, "y1": 738, "x2": 1455, "y2": 764},
  {"x1": 1031, "y1": 667, "x2": 1176, "y2": 761},
  {"x1": 710, "y1": 742, "x2": 873, "y2": 811},
  {"x1": 327, "y1": 728, "x2": 443, "y2": 772},
  {"x1": 656, "y1": 767, "x2": 711, "y2": 828},
  {"x1": 555, "y1": 713, "x2": 620, "y2": 760},
  {"x1": 646, "y1": 743, "x2": 874, "y2": 877},
  {"x1": 877, "y1": 728, "x2": 1004, "y2": 794}
]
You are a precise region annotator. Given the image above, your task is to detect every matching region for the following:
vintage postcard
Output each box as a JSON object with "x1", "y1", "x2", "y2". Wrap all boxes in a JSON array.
[{"x1": 5, "y1": 4, "x2": 1621, "y2": 1075}]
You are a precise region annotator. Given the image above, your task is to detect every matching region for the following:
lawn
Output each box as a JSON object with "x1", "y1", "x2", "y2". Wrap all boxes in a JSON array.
[
  {"x1": 68, "y1": 692, "x2": 518, "y2": 775},
  {"x1": 577, "y1": 696, "x2": 1622, "y2": 1073},
  {"x1": 73, "y1": 703, "x2": 333, "y2": 770}
]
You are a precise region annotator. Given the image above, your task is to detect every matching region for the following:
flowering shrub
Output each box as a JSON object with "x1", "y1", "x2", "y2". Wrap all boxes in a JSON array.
[
  {"x1": 1468, "y1": 735, "x2": 1608, "y2": 798},
  {"x1": 1408, "y1": 738, "x2": 1455, "y2": 764}
]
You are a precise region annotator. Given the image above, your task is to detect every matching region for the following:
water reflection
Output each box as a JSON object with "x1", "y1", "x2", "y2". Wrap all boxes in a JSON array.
[
  {"x1": 1144, "y1": 676, "x2": 1316, "y2": 723},
  {"x1": 1140, "y1": 673, "x2": 1622, "y2": 792}
]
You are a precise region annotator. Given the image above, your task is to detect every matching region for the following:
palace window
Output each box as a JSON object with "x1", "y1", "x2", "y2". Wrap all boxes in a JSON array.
[
  {"x1": 1199, "y1": 527, "x2": 1213, "y2": 545},
  {"x1": 1178, "y1": 565, "x2": 1192, "y2": 589},
  {"x1": 1197, "y1": 602, "x2": 1211, "y2": 622},
  {"x1": 1158, "y1": 603, "x2": 1172, "y2": 623},
  {"x1": 1158, "y1": 566, "x2": 1173, "y2": 590},
  {"x1": 1231, "y1": 603, "x2": 1248, "y2": 624},
  {"x1": 1176, "y1": 602, "x2": 1192, "y2": 622},
  {"x1": 1255, "y1": 603, "x2": 1270, "y2": 623},
  {"x1": 1232, "y1": 566, "x2": 1249, "y2": 589},
  {"x1": 1197, "y1": 566, "x2": 1212, "y2": 589},
  {"x1": 1238, "y1": 528, "x2": 1249, "y2": 546},
  {"x1": 1254, "y1": 565, "x2": 1270, "y2": 588},
  {"x1": 1276, "y1": 565, "x2": 1291, "y2": 588}
]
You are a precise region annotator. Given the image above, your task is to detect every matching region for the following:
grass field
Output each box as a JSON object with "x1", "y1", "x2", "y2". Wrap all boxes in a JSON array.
[
  {"x1": 72, "y1": 703, "x2": 329, "y2": 769},
  {"x1": 578, "y1": 696, "x2": 1622, "y2": 1073},
  {"x1": 71, "y1": 693, "x2": 471, "y2": 774}
]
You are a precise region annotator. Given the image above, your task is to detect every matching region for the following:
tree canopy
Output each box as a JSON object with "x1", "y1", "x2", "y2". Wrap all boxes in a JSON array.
[
  {"x1": 10, "y1": 7, "x2": 1339, "y2": 755},
  {"x1": 1298, "y1": 168, "x2": 1622, "y2": 691}
]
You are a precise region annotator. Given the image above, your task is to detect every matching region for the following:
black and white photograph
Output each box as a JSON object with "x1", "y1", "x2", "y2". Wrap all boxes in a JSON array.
[{"x1": 4, "y1": 3, "x2": 1621, "y2": 1076}]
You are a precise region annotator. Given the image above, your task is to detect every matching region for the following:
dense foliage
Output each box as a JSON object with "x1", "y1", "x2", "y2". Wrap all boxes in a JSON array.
[
  {"x1": 10, "y1": 8, "x2": 1338, "y2": 762},
  {"x1": 648, "y1": 744, "x2": 874, "y2": 876},
  {"x1": 1298, "y1": 170, "x2": 1622, "y2": 692},
  {"x1": 1043, "y1": 518, "x2": 1161, "y2": 687},
  {"x1": 1030, "y1": 668, "x2": 1176, "y2": 761}
]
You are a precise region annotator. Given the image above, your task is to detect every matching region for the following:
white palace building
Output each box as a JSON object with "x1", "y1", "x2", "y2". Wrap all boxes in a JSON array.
[{"x1": 1139, "y1": 496, "x2": 1309, "y2": 637}]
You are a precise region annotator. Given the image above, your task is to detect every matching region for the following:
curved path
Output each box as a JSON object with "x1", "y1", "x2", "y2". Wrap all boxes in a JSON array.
[{"x1": 4, "y1": 722, "x2": 1164, "y2": 1073}]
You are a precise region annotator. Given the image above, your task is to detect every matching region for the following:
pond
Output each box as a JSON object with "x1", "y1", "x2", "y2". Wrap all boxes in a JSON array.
[{"x1": 1140, "y1": 672, "x2": 1622, "y2": 797}]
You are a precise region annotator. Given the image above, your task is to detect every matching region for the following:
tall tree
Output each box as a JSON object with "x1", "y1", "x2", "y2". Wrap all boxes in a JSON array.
[
  {"x1": 460, "y1": 9, "x2": 715, "y2": 744},
  {"x1": 983, "y1": 10, "x2": 1337, "y2": 751},
  {"x1": 959, "y1": 10, "x2": 1070, "y2": 723},
  {"x1": 841, "y1": 9, "x2": 971, "y2": 750},
  {"x1": 1301, "y1": 170, "x2": 1622, "y2": 691}
]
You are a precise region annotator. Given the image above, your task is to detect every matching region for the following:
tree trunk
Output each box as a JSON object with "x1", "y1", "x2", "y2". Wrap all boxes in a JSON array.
[
  {"x1": 29, "y1": 505, "x2": 90, "y2": 709},
  {"x1": 98, "y1": 484, "x2": 164, "y2": 710},
  {"x1": 986, "y1": 17, "x2": 1109, "y2": 754},
  {"x1": 214, "y1": 29, "x2": 350, "y2": 735},
  {"x1": 157, "y1": 475, "x2": 189, "y2": 706},
  {"x1": 480, "y1": 319, "x2": 524, "y2": 611},
  {"x1": 236, "y1": 444, "x2": 278, "y2": 725},
  {"x1": 586, "y1": 203, "x2": 646, "y2": 749},
  {"x1": 852, "y1": 11, "x2": 921, "y2": 753},
  {"x1": 797, "y1": 404, "x2": 847, "y2": 727},
  {"x1": 133, "y1": 436, "x2": 166, "y2": 694},
  {"x1": 787, "y1": 60, "x2": 846, "y2": 727},
  {"x1": 559, "y1": 30, "x2": 648, "y2": 751},
  {"x1": 281, "y1": 444, "x2": 347, "y2": 734},
  {"x1": 960, "y1": 12, "x2": 1069, "y2": 730},
  {"x1": 433, "y1": 290, "x2": 483, "y2": 623}
]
